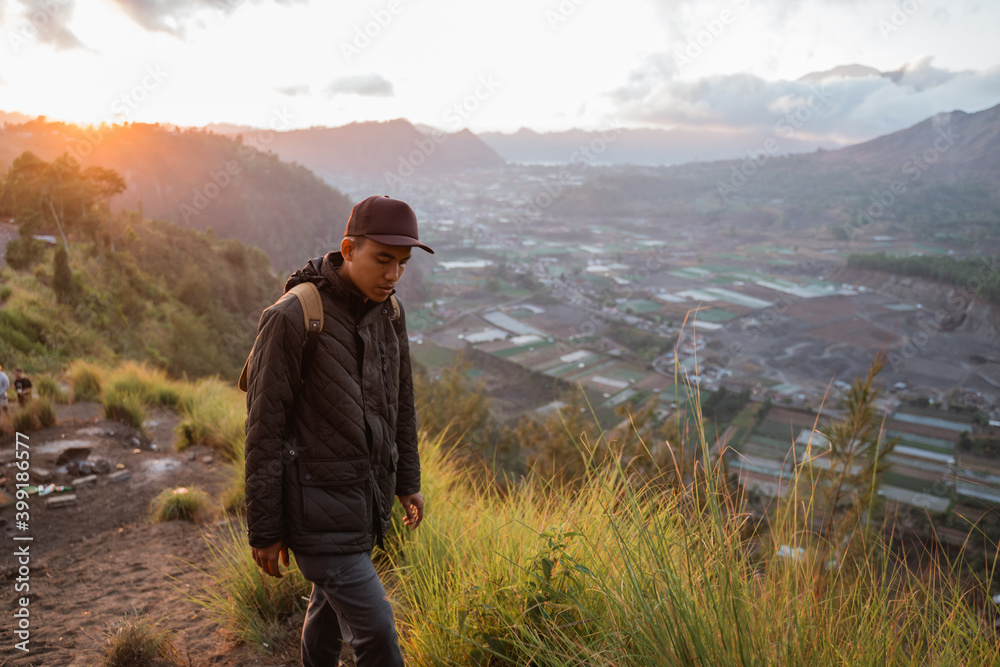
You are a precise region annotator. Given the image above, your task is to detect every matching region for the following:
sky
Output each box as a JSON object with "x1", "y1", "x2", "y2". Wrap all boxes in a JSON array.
[{"x1": 0, "y1": 0, "x2": 999, "y2": 144}]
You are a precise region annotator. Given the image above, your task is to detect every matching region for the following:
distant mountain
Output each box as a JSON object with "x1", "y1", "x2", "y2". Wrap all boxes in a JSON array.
[
  {"x1": 209, "y1": 118, "x2": 506, "y2": 180},
  {"x1": 814, "y1": 105, "x2": 1000, "y2": 183},
  {"x1": 0, "y1": 119, "x2": 353, "y2": 271},
  {"x1": 548, "y1": 103, "x2": 1000, "y2": 234},
  {"x1": 479, "y1": 126, "x2": 840, "y2": 167}
]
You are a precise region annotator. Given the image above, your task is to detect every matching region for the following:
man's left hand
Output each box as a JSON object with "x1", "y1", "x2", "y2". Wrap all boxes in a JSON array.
[{"x1": 397, "y1": 492, "x2": 425, "y2": 529}]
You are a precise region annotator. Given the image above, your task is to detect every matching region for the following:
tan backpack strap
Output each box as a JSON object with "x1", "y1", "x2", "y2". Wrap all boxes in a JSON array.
[
  {"x1": 238, "y1": 282, "x2": 324, "y2": 393},
  {"x1": 288, "y1": 282, "x2": 324, "y2": 335},
  {"x1": 238, "y1": 356, "x2": 251, "y2": 392},
  {"x1": 389, "y1": 294, "x2": 400, "y2": 321}
]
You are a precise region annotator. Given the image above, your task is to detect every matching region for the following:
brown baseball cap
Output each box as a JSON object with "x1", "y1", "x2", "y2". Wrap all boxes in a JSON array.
[{"x1": 344, "y1": 195, "x2": 434, "y2": 254}]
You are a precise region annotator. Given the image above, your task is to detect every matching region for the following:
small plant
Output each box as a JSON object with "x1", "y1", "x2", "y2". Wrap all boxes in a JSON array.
[
  {"x1": 100, "y1": 612, "x2": 182, "y2": 667},
  {"x1": 68, "y1": 360, "x2": 103, "y2": 402},
  {"x1": 150, "y1": 486, "x2": 208, "y2": 523}
]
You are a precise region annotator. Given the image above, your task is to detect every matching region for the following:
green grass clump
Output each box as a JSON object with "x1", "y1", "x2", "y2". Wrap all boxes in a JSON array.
[
  {"x1": 11, "y1": 397, "x2": 57, "y2": 432},
  {"x1": 100, "y1": 612, "x2": 182, "y2": 667},
  {"x1": 150, "y1": 486, "x2": 209, "y2": 523},
  {"x1": 176, "y1": 377, "x2": 246, "y2": 460},
  {"x1": 35, "y1": 375, "x2": 68, "y2": 403},
  {"x1": 192, "y1": 517, "x2": 310, "y2": 649},
  {"x1": 105, "y1": 361, "x2": 182, "y2": 408},
  {"x1": 103, "y1": 384, "x2": 147, "y2": 431},
  {"x1": 68, "y1": 359, "x2": 103, "y2": 402}
]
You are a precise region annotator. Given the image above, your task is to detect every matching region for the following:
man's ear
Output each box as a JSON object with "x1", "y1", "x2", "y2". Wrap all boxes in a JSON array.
[{"x1": 340, "y1": 237, "x2": 353, "y2": 261}]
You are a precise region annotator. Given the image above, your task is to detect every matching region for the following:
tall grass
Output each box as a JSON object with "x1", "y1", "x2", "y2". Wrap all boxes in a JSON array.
[
  {"x1": 389, "y1": 435, "x2": 999, "y2": 666},
  {"x1": 68, "y1": 359, "x2": 103, "y2": 402},
  {"x1": 191, "y1": 517, "x2": 310, "y2": 649},
  {"x1": 12, "y1": 396, "x2": 57, "y2": 432},
  {"x1": 176, "y1": 377, "x2": 246, "y2": 460},
  {"x1": 35, "y1": 375, "x2": 68, "y2": 403}
]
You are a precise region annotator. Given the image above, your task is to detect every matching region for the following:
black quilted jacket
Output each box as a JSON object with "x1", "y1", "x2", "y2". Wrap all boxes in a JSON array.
[{"x1": 243, "y1": 251, "x2": 420, "y2": 554}]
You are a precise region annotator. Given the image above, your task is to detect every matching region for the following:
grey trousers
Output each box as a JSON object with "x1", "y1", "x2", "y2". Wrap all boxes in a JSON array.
[{"x1": 293, "y1": 550, "x2": 404, "y2": 667}]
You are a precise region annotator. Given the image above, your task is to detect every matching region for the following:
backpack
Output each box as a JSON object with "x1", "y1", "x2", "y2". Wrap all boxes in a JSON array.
[{"x1": 238, "y1": 282, "x2": 399, "y2": 392}]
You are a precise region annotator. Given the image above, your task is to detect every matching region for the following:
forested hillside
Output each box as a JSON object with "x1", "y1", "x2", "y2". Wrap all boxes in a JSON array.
[
  {"x1": 0, "y1": 151, "x2": 281, "y2": 378},
  {"x1": 0, "y1": 118, "x2": 353, "y2": 271}
]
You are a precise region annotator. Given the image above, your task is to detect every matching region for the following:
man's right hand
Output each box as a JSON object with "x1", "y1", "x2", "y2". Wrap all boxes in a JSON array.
[{"x1": 252, "y1": 540, "x2": 289, "y2": 578}]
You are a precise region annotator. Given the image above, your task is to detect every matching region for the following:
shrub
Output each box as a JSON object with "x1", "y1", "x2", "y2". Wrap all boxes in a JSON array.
[
  {"x1": 68, "y1": 360, "x2": 103, "y2": 402},
  {"x1": 100, "y1": 612, "x2": 182, "y2": 667},
  {"x1": 150, "y1": 486, "x2": 208, "y2": 523}
]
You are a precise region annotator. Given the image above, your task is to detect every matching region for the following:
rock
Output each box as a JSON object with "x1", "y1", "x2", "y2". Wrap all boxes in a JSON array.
[
  {"x1": 200, "y1": 455, "x2": 214, "y2": 464},
  {"x1": 108, "y1": 470, "x2": 132, "y2": 483},
  {"x1": 71, "y1": 475, "x2": 98, "y2": 487},
  {"x1": 187, "y1": 451, "x2": 197, "y2": 461},
  {"x1": 46, "y1": 494, "x2": 78, "y2": 509},
  {"x1": 93, "y1": 458, "x2": 112, "y2": 475},
  {"x1": 56, "y1": 447, "x2": 92, "y2": 465},
  {"x1": 131, "y1": 436, "x2": 141, "y2": 447},
  {"x1": 31, "y1": 468, "x2": 53, "y2": 483}
]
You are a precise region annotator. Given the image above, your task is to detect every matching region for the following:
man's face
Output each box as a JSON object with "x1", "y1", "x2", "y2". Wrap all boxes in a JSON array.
[{"x1": 339, "y1": 237, "x2": 412, "y2": 303}]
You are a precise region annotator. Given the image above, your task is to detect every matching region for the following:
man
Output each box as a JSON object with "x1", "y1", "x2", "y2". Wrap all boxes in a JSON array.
[
  {"x1": 14, "y1": 368, "x2": 32, "y2": 406},
  {"x1": 244, "y1": 195, "x2": 432, "y2": 666}
]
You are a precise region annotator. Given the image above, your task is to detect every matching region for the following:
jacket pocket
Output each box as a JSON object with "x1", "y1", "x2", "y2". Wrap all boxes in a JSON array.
[{"x1": 299, "y1": 457, "x2": 369, "y2": 534}]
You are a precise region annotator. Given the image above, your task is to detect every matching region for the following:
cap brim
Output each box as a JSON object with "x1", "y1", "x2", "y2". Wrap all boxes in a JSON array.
[{"x1": 365, "y1": 234, "x2": 434, "y2": 254}]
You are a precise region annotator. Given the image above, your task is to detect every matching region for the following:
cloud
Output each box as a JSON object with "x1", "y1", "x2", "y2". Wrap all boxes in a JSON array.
[
  {"x1": 324, "y1": 74, "x2": 394, "y2": 98},
  {"x1": 276, "y1": 83, "x2": 311, "y2": 97},
  {"x1": 14, "y1": 0, "x2": 86, "y2": 50},
  {"x1": 108, "y1": 0, "x2": 302, "y2": 37},
  {"x1": 609, "y1": 57, "x2": 1000, "y2": 144}
]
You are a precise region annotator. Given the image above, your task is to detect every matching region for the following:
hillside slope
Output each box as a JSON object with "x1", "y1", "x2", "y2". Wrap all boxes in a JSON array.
[{"x1": 0, "y1": 119, "x2": 353, "y2": 271}]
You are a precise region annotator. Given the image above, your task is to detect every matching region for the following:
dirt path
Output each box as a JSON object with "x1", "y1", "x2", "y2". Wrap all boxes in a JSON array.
[{"x1": 0, "y1": 404, "x2": 302, "y2": 666}]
